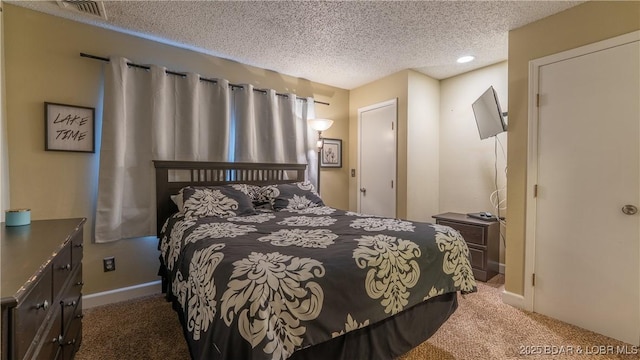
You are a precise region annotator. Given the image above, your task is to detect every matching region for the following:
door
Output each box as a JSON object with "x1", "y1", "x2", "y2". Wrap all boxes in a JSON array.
[
  {"x1": 534, "y1": 39, "x2": 640, "y2": 345},
  {"x1": 358, "y1": 99, "x2": 397, "y2": 217}
]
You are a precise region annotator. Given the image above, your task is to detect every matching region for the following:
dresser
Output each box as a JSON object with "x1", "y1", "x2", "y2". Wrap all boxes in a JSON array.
[
  {"x1": 432, "y1": 212, "x2": 499, "y2": 282},
  {"x1": 1, "y1": 218, "x2": 85, "y2": 360}
]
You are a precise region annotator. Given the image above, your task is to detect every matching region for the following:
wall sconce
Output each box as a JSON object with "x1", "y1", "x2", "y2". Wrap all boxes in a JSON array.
[{"x1": 307, "y1": 118, "x2": 334, "y2": 193}]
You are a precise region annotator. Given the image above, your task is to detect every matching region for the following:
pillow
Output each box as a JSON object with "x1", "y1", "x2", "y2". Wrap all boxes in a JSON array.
[
  {"x1": 170, "y1": 193, "x2": 184, "y2": 212},
  {"x1": 181, "y1": 185, "x2": 256, "y2": 219},
  {"x1": 230, "y1": 184, "x2": 274, "y2": 209},
  {"x1": 261, "y1": 181, "x2": 324, "y2": 211},
  {"x1": 229, "y1": 184, "x2": 263, "y2": 203}
]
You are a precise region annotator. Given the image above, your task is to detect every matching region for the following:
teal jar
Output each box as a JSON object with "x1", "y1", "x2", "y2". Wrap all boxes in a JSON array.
[{"x1": 5, "y1": 209, "x2": 31, "y2": 226}]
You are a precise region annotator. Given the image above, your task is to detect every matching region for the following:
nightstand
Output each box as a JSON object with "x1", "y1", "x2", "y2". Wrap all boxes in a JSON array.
[{"x1": 432, "y1": 212, "x2": 499, "y2": 282}]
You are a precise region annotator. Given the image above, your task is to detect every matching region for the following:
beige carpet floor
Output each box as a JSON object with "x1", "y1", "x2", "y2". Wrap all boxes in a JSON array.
[{"x1": 76, "y1": 276, "x2": 637, "y2": 359}]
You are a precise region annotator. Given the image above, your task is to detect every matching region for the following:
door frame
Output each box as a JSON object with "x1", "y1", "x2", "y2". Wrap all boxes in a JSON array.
[
  {"x1": 523, "y1": 30, "x2": 640, "y2": 314},
  {"x1": 357, "y1": 99, "x2": 397, "y2": 215}
]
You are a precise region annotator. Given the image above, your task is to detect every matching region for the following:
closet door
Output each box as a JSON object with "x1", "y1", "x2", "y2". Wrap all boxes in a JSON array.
[
  {"x1": 358, "y1": 99, "x2": 397, "y2": 218},
  {"x1": 534, "y1": 38, "x2": 640, "y2": 345}
]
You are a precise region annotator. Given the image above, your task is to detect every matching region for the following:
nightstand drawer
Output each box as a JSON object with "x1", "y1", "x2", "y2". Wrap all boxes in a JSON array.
[
  {"x1": 437, "y1": 220, "x2": 485, "y2": 246},
  {"x1": 472, "y1": 268, "x2": 490, "y2": 282},
  {"x1": 468, "y1": 246, "x2": 486, "y2": 270}
]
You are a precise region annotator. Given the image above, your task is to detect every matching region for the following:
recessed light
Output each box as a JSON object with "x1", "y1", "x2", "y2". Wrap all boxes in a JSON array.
[{"x1": 457, "y1": 55, "x2": 475, "y2": 64}]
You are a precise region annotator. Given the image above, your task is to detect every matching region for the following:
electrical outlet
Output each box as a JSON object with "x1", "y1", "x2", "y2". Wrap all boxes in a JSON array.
[{"x1": 103, "y1": 257, "x2": 116, "y2": 272}]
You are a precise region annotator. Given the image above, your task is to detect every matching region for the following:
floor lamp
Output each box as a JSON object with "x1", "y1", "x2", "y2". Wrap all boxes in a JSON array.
[{"x1": 307, "y1": 118, "x2": 334, "y2": 194}]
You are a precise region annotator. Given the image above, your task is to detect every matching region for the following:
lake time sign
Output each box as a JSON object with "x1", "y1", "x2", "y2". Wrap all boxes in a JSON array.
[{"x1": 45, "y1": 102, "x2": 95, "y2": 153}]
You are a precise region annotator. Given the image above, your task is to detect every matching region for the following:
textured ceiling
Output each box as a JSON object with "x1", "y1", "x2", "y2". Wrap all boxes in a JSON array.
[{"x1": 11, "y1": 1, "x2": 583, "y2": 90}]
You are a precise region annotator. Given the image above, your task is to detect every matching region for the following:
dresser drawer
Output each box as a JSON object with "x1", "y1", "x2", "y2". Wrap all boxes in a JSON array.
[
  {"x1": 60, "y1": 301, "x2": 83, "y2": 360},
  {"x1": 61, "y1": 267, "x2": 83, "y2": 331},
  {"x1": 14, "y1": 265, "x2": 53, "y2": 359},
  {"x1": 52, "y1": 242, "x2": 73, "y2": 299},
  {"x1": 38, "y1": 310, "x2": 63, "y2": 360},
  {"x1": 437, "y1": 220, "x2": 486, "y2": 246},
  {"x1": 70, "y1": 230, "x2": 83, "y2": 271}
]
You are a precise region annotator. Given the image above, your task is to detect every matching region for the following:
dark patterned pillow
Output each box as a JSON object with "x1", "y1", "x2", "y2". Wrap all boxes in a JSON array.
[
  {"x1": 229, "y1": 184, "x2": 260, "y2": 201},
  {"x1": 181, "y1": 186, "x2": 255, "y2": 219},
  {"x1": 261, "y1": 181, "x2": 324, "y2": 211},
  {"x1": 230, "y1": 184, "x2": 270, "y2": 208}
]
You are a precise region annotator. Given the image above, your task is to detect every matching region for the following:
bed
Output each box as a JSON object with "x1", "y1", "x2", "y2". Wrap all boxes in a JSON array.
[{"x1": 154, "y1": 160, "x2": 477, "y2": 360}]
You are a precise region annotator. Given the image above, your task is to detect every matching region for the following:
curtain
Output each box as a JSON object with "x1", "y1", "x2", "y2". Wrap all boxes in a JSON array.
[
  {"x1": 300, "y1": 98, "x2": 317, "y2": 187},
  {"x1": 95, "y1": 57, "x2": 315, "y2": 242}
]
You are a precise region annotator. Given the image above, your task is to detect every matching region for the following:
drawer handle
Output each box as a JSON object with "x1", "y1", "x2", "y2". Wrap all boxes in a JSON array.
[
  {"x1": 52, "y1": 335, "x2": 63, "y2": 344},
  {"x1": 64, "y1": 339, "x2": 76, "y2": 346},
  {"x1": 36, "y1": 300, "x2": 49, "y2": 310},
  {"x1": 73, "y1": 243, "x2": 83, "y2": 248},
  {"x1": 59, "y1": 264, "x2": 72, "y2": 271},
  {"x1": 75, "y1": 281, "x2": 84, "y2": 286},
  {"x1": 76, "y1": 314, "x2": 84, "y2": 319},
  {"x1": 65, "y1": 300, "x2": 77, "y2": 307}
]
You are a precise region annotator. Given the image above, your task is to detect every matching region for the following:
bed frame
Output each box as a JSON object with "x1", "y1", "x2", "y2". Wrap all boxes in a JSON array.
[
  {"x1": 153, "y1": 160, "x2": 306, "y2": 235},
  {"x1": 152, "y1": 160, "x2": 458, "y2": 360}
]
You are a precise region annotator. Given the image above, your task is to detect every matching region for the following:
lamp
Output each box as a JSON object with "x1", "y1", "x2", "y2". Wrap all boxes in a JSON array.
[{"x1": 307, "y1": 118, "x2": 334, "y2": 193}]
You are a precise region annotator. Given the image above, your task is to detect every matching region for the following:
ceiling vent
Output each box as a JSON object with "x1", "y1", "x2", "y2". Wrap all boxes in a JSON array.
[{"x1": 57, "y1": 1, "x2": 107, "y2": 20}]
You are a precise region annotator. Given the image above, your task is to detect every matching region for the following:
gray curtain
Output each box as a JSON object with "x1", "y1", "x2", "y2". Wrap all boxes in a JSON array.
[{"x1": 95, "y1": 57, "x2": 315, "y2": 243}]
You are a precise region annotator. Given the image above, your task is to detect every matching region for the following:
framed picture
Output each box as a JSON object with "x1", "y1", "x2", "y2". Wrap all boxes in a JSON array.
[
  {"x1": 45, "y1": 102, "x2": 95, "y2": 153},
  {"x1": 321, "y1": 138, "x2": 342, "y2": 168}
]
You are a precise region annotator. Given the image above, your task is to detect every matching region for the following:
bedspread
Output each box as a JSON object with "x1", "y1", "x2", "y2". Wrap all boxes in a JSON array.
[{"x1": 159, "y1": 207, "x2": 477, "y2": 360}]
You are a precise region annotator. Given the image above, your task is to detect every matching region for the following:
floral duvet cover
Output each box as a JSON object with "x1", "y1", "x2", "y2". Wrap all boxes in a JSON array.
[{"x1": 159, "y1": 206, "x2": 477, "y2": 360}]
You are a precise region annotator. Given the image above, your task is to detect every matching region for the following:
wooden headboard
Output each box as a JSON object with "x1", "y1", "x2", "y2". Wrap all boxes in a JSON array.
[{"x1": 153, "y1": 161, "x2": 307, "y2": 235}]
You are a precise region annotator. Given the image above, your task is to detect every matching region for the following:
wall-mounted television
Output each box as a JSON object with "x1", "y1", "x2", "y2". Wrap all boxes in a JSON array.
[{"x1": 472, "y1": 86, "x2": 507, "y2": 140}]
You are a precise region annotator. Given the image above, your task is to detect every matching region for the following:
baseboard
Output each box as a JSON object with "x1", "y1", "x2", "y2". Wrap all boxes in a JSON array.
[
  {"x1": 501, "y1": 289, "x2": 526, "y2": 310},
  {"x1": 499, "y1": 262, "x2": 505, "y2": 274},
  {"x1": 83, "y1": 280, "x2": 162, "y2": 309}
]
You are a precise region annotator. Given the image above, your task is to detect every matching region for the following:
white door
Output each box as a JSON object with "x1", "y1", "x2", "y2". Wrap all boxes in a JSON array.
[
  {"x1": 358, "y1": 99, "x2": 397, "y2": 217},
  {"x1": 534, "y1": 38, "x2": 640, "y2": 345}
]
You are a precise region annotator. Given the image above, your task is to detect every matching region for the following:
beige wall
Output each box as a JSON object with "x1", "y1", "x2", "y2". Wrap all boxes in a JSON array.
[
  {"x1": 349, "y1": 71, "x2": 409, "y2": 216},
  {"x1": 349, "y1": 70, "x2": 441, "y2": 221},
  {"x1": 0, "y1": 4, "x2": 7, "y2": 222},
  {"x1": 349, "y1": 65, "x2": 507, "y2": 235},
  {"x1": 406, "y1": 70, "x2": 440, "y2": 222},
  {"x1": 315, "y1": 95, "x2": 350, "y2": 210},
  {"x1": 4, "y1": 4, "x2": 349, "y2": 295},
  {"x1": 506, "y1": 0, "x2": 640, "y2": 295},
  {"x1": 440, "y1": 61, "x2": 508, "y2": 265}
]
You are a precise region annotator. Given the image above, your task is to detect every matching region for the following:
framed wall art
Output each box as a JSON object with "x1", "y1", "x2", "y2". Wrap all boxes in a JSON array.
[
  {"x1": 320, "y1": 138, "x2": 342, "y2": 168},
  {"x1": 45, "y1": 102, "x2": 95, "y2": 153}
]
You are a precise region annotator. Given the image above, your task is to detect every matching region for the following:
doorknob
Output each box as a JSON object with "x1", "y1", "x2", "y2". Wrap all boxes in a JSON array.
[
  {"x1": 622, "y1": 205, "x2": 638, "y2": 215},
  {"x1": 360, "y1": 188, "x2": 367, "y2": 195}
]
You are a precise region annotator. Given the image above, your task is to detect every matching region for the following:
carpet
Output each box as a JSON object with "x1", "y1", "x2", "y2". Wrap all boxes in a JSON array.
[{"x1": 76, "y1": 276, "x2": 636, "y2": 359}]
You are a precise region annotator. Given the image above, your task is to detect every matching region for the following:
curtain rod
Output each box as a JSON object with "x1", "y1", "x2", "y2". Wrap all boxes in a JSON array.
[{"x1": 80, "y1": 53, "x2": 330, "y2": 106}]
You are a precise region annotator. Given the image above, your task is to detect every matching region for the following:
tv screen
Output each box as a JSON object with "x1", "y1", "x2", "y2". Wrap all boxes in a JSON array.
[{"x1": 472, "y1": 86, "x2": 507, "y2": 140}]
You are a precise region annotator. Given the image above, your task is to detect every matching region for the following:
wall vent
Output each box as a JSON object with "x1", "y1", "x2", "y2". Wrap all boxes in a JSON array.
[{"x1": 57, "y1": 1, "x2": 107, "y2": 20}]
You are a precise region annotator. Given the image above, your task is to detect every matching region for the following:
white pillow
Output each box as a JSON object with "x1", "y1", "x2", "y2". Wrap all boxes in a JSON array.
[{"x1": 170, "y1": 193, "x2": 184, "y2": 212}]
